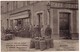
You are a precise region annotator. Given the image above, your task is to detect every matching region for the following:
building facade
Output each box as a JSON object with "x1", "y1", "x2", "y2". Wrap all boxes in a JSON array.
[{"x1": 1, "y1": 0, "x2": 78, "y2": 39}]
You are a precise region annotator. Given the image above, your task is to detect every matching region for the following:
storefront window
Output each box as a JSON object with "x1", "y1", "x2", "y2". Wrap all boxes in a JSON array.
[{"x1": 13, "y1": 18, "x2": 30, "y2": 30}]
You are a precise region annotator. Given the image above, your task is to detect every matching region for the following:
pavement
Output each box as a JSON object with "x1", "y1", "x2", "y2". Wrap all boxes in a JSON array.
[{"x1": 1, "y1": 37, "x2": 79, "y2": 51}]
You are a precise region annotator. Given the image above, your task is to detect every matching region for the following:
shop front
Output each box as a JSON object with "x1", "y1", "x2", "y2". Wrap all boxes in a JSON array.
[{"x1": 9, "y1": 10, "x2": 31, "y2": 37}]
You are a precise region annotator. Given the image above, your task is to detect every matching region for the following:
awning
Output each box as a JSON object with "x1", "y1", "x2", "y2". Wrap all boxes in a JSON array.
[
  {"x1": 10, "y1": 14, "x2": 29, "y2": 20},
  {"x1": 10, "y1": 9, "x2": 30, "y2": 20}
]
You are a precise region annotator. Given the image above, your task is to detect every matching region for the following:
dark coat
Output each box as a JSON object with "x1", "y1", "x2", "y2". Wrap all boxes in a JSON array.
[
  {"x1": 34, "y1": 26, "x2": 41, "y2": 37},
  {"x1": 45, "y1": 27, "x2": 52, "y2": 36}
]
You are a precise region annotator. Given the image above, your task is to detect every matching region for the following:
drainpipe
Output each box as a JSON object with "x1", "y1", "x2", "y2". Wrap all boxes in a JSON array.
[
  {"x1": 27, "y1": 10, "x2": 31, "y2": 27},
  {"x1": 47, "y1": 2, "x2": 51, "y2": 25}
]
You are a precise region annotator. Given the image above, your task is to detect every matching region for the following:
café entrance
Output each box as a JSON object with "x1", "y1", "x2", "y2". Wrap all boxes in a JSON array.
[{"x1": 59, "y1": 12, "x2": 71, "y2": 39}]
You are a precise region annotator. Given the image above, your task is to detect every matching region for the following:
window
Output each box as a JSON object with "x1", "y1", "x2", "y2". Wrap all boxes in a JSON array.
[
  {"x1": 25, "y1": 1, "x2": 30, "y2": 6},
  {"x1": 13, "y1": 1, "x2": 17, "y2": 10},
  {"x1": 16, "y1": 19, "x2": 23, "y2": 26},
  {"x1": 37, "y1": 13, "x2": 42, "y2": 26},
  {"x1": 7, "y1": 2, "x2": 9, "y2": 12},
  {"x1": 29, "y1": 1, "x2": 34, "y2": 4},
  {"x1": 1, "y1": 6, "x2": 3, "y2": 13},
  {"x1": 17, "y1": 1, "x2": 24, "y2": 8},
  {"x1": 7, "y1": 19, "x2": 9, "y2": 29},
  {"x1": 7, "y1": 1, "x2": 13, "y2": 11}
]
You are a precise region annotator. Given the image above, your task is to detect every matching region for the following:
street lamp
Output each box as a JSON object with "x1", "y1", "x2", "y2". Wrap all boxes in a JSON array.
[
  {"x1": 47, "y1": 3, "x2": 51, "y2": 25},
  {"x1": 47, "y1": 3, "x2": 50, "y2": 12}
]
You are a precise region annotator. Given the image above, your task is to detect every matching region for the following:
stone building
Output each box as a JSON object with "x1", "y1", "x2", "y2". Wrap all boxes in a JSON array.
[{"x1": 1, "y1": 0, "x2": 78, "y2": 39}]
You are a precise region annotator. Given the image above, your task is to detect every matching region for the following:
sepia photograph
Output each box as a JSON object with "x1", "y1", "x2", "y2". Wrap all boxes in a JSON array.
[{"x1": 1, "y1": 0, "x2": 79, "y2": 51}]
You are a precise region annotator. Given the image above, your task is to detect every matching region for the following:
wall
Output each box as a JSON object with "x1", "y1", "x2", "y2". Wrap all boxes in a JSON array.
[
  {"x1": 47, "y1": 9, "x2": 60, "y2": 39},
  {"x1": 31, "y1": 1, "x2": 48, "y2": 27}
]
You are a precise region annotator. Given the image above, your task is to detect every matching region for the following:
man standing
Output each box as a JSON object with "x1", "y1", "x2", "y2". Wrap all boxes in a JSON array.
[
  {"x1": 30, "y1": 25, "x2": 35, "y2": 38},
  {"x1": 45, "y1": 25, "x2": 53, "y2": 48},
  {"x1": 35, "y1": 25, "x2": 41, "y2": 37},
  {"x1": 45, "y1": 25, "x2": 52, "y2": 38}
]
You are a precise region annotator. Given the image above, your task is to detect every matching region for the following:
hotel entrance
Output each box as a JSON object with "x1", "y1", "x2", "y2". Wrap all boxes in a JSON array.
[{"x1": 59, "y1": 12, "x2": 71, "y2": 39}]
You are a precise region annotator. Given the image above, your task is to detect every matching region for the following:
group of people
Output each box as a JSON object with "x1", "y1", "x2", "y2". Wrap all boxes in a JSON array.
[
  {"x1": 12, "y1": 24, "x2": 52, "y2": 38},
  {"x1": 31, "y1": 25, "x2": 52, "y2": 38}
]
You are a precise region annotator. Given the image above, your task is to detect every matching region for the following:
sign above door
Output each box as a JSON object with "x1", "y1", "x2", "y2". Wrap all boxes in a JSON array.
[{"x1": 50, "y1": 1, "x2": 78, "y2": 10}]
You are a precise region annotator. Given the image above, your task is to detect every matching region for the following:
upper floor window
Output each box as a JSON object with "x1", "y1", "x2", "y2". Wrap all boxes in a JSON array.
[
  {"x1": 13, "y1": 1, "x2": 17, "y2": 10},
  {"x1": 1, "y1": 1, "x2": 7, "y2": 13},
  {"x1": 25, "y1": 1, "x2": 30, "y2": 6},
  {"x1": 29, "y1": 1, "x2": 39, "y2": 4},
  {"x1": 7, "y1": 2, "x2": 9, "y2": 12},
  {"x1": 7, "y1": 1, "x2": 13, "y2": 12},
  {"x1": 17, "y1": 1, "x2": 24, "y2": 8},
  {"x1": 1, "y1": 6, "x2": 3, "y2": 13}
]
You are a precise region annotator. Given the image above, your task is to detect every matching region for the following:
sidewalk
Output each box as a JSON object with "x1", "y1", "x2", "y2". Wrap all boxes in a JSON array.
[{"x1": 1, "y1": 37, "x2": 79, "y2": 51}]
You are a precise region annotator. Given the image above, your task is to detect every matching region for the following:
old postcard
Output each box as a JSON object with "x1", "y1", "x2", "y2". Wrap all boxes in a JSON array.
[{"x1": 1, "y1": 0, "x2": 79, "y2": 52}]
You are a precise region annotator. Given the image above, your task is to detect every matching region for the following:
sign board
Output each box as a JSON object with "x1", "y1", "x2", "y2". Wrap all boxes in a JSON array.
[{"x1": 51, "y1": 1, "x2": 78, "y2": 10}]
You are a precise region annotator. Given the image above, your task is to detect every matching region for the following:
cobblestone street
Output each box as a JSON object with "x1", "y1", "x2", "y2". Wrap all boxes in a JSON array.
[{"x1": 1, "y1": 37, "x2": 79, "y2": 51}]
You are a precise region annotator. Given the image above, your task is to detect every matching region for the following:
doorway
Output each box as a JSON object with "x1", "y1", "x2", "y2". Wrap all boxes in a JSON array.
[
  {"x1": 37, "y1": 13, "x2": 42, "y2": 27},
  {"x1": 59, "y1": 12, "x2": 71, "y2": 39}
]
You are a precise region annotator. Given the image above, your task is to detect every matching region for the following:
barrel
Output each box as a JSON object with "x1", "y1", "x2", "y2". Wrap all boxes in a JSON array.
[
  {"x1": 30, "y1": 38, "x2": 35, "y2": 48},
  {"x1": 45, "y1": 39, "x2": 51, "y2": 49},
  {"x1": 40, "y1": 39, "x2": 46, "y2": 51},
  {"x1": 35, "y1": 37, "x2": 40, "y2": 49},
  {"x1": 50, "y1": 39, "x2": 54, "y2": 48}
]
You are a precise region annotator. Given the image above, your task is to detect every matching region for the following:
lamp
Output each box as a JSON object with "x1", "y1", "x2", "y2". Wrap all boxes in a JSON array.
[{"x1": 47, "y1": 3, "x2": 50, "y2": 12}]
